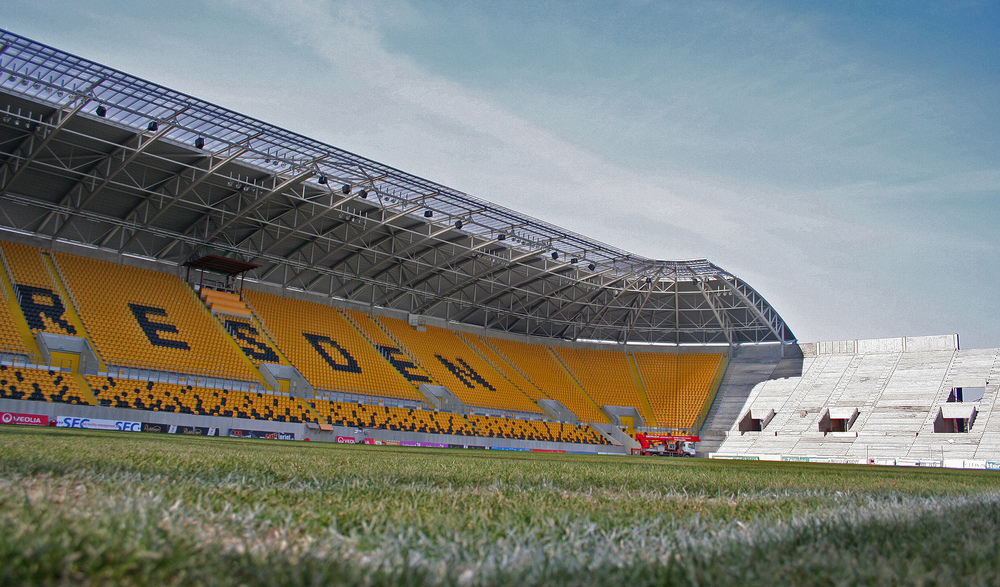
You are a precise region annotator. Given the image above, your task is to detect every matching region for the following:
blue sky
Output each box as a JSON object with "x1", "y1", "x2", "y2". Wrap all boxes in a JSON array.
[{"x1": 4, "y1": 1, "x2": 999, "y2": 347}]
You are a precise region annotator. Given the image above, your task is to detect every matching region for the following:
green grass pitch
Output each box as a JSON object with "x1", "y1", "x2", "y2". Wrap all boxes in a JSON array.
[{"x1": 2, "y1": 426, "x2": 1000, "y2": 585}]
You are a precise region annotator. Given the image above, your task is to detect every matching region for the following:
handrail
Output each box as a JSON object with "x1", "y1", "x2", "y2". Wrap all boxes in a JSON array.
[{"x1": 0, "y1": 351, "x2": 74, "y2": 372}]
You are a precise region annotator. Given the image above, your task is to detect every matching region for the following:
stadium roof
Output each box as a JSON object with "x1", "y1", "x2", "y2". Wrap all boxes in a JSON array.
[{"x1": 0, "y1": 29, "x2": 794, "y2": 346}]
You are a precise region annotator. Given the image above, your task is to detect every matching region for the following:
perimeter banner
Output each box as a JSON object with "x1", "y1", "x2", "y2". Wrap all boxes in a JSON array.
[
  {"x1": 0, "y1": 411, "x2": 48, "y2": 426},
  {"x1": 140, "y1": 422, "x2": 215, "y2": 435},
  {"x1": 229, "y1": 428, "x2": 294, "y2": 440},
  {"x1": 56, "y1": 416, "x2": 141, "y2": 431},
  {"x1": 363, "y1": 438, "x2": 402, "y2": 446},
  {"x1": 400, "y1": 441, "x2": 449, "y2": 448},
  {"x1": 176, "y1": 425, "x2": 217, "y2": 436}
]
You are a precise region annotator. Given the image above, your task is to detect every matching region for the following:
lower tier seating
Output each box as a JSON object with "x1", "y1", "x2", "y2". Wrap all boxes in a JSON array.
[
  {"x1": 0, "y1": 365, "x2": 88, "y2": 404},
  {"x1": 1, "y1": 370, "x2": 608, "y2": 445},
  {"x1": 464, "y1": 414, "x2": 609, "y2": 445},
  {"x1": 308, "y1": 398, "x2": 479, "y2": 436},
  {"x1": 88, "y1": 376, "x2": 317, "y2": 423}
]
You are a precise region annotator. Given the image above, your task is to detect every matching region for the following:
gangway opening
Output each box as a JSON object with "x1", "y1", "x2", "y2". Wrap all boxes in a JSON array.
[
  {"x1": 819, "y1": 407, "x2": 859, "y2": 433},
  {"x1": 934, "y1": 404, "x2": 977, "y2": 433},
  {"x1": 738, "y1": 408, "x2": 775, "y2": 433}
]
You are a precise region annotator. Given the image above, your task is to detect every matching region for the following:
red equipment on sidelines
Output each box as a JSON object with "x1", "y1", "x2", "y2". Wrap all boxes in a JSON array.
[{"x1": 632, "y1": 432, "x2": 699, "y2": 457}]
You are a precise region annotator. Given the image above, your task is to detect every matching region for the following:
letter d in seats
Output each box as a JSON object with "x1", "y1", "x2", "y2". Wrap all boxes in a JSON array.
[{"x1": 303, "y1": 333, "x2": 362, "y2": 373}]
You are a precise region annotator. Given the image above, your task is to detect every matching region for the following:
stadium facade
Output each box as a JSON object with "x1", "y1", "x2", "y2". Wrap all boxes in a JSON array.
[{"x1": 0, "y1": 30, "x2": 996, "y2": 465}]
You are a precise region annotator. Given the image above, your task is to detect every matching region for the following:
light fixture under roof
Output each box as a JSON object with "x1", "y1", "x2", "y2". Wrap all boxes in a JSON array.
[
  {"x1": 147, "y1": 120, "x2": 158, "y2": 131},
  {"x1": 341, "y1": 184, "x2": 351, "y2": 195},
  {"x1": 95, "y1": 105, "x2": 107, "y2": 117},
  {"x1": 194, "y1": 136, "x2": 205, "y2": 149},
  {"x1": 317, "y1": 175, "x2": 328, "y2": 184}
]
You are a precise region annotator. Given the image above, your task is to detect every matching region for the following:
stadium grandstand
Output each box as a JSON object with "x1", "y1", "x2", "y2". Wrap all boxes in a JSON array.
[{"x1": 0, "y1": 29, "x2": 997, "y2": 463}]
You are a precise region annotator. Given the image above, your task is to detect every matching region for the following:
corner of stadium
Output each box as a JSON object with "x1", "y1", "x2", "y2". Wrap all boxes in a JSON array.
[{"x1": 0, "y1": 29, "x2": 996, "y2": 468}]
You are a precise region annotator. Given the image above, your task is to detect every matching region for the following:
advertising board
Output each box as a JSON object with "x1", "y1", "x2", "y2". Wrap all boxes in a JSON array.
[
  {"x1": 336, "y1": 436, "x2": 357, "y2": 444},
  {"x1": 56, "y1": 416, "x2": 141, "y2": 431},
  {"x1": 144, "y1": 423, "x2": 216, "y2": 436},
  {"x1": 363, "y1": 438, "x2": 402, "y2": 446},
  {"x1": 229, "y1": 428, "x2": 294, "y2": 440},
  {"x1": 0, "y1": 411, "x2": 48, "y2": 426}
]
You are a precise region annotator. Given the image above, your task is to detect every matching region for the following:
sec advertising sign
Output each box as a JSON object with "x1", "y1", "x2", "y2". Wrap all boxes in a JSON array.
[{"x1": 56, "y1": 416, "x2": 141, "y2": 431}]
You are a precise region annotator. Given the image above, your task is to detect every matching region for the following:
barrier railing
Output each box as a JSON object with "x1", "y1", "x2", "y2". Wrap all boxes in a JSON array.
[
  {"x1": 101, "y1": 360, "x2": 267, "y2": 393},
  {"x1": 0, "y1": 351, "x2": 75, "y2": 372}
]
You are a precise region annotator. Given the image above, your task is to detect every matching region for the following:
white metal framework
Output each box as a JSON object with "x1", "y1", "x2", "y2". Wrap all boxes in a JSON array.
[{"x1": 0, "y1": 29, "x2": 794, "y2": 345}]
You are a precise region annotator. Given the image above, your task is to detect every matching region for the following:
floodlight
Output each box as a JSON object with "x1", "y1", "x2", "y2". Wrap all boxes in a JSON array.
[
  {"x1": 455, "y1": 220, "x2": 463, "y2": 229},
  {"x1": 95, "y1": 105, "x2": 107, "y2": 117},
  {"x1": 424, "y1": 210, "x2": 433, "y2": 218},
  {"x1": 194, "y1": 137, "x2": 205, "y2": 149},
  {"x1": 551, "y1": 252, "x2": 559, "y2": 260},
  {"x1": 147, "y1": 121, "x2": 158, "y2": 131},
  {"x1": 341, "y1": 184, "x2": 351, "y2": 195},
  {"x1": 588, "y1": 263, "x2": 596, "y2": 271},
  {"x1": 317, "y1": 175, "x2": 328, "y2": 184}
]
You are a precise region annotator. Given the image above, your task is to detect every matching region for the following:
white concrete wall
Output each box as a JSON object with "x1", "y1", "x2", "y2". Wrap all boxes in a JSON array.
[{"x1": 713, "y1": 335, "x2": 1000, "y2": 461}]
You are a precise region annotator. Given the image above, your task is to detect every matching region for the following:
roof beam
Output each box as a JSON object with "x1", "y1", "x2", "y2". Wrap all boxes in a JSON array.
[
  {"x1": 48, "y1": 121, "x2": 177, "y2": 240},
  {"x1": 116, "y1": 139, "x2": 257, "y2": 253},
  {"x1": 0, "y1": 85, "x2": 96, "y2": 194},
  {"x1": 204, "y1": 166, "x2": 315, "y2": 242},
  {"x1": 331, "y1": 225, "x2": 463, "y2": 297},
  {"x1": 414, "y1": 248, "x2": 544, "y2": 314}
]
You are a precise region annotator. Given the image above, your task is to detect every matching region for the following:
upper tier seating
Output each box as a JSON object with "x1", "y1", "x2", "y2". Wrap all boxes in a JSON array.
[
  {"x1": 54, "y1": 252, "x2": 259, "y2": 382},
  {"x1": 485, "y1": 337, "x2": 609, "y2": 423},
  {"x1": 244, "y1": 291, "x2": 424, "y2": 400},
  {"x1": 553, "y1": 347, "x2": 645, "y2": 413},
  {"x1": 0, "y1": 242, "x2": 77, "y2": 336},
  {"x1": 0, "y1": 284, "x2": 29, "y2": 355},
  {"x1": 222, "y1": 315, "x2": 283, "y2": 366},
  {"x1": 340, "y1": 309, "x2": 436, "y2": 383},
  {"x1": 200, "y1": 289, "x2": 252, "y2": 317},
  {"x1": 461, "y1": 334, "x2": 548, "y2": 402},
  {"x1": 634, "y1": 352, "x2": 723, "y2": 429},
  {"x1": 0, "y1": 365, "x2": 88, "y2": 404},
  {"x1": 377, "y1": 317, "x2": 542, "y2": 414}
]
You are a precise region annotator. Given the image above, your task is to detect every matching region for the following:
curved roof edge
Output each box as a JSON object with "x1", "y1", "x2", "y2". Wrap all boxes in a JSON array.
[{"x1": 0, "y1": 29, "x2": 795, "y2": 345}]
